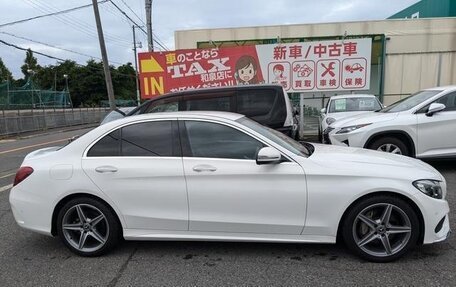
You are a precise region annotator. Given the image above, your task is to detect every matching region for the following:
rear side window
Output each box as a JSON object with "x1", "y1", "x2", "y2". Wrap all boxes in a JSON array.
[
  {"x1": 182, "y1": 92, "x2": 233, "y2": 112},
  {"x1": 236, "y1": 88, "x2": 286, "y2": 128},
  {"x1": 237, "y1": 89, "x2": 276, "y2": 117},
  {"x1": 88, "y1": 121, "x2": 175, "y2": 157},
  {"x1": 145, "y1": 98, "x2": 179, "y2": 113},
  {"x1": 121, "y1": 121, "x2": 173, "y2": 156},
  {"x1": 87, "y1": 129, "x2": 121, "y2": 157}
]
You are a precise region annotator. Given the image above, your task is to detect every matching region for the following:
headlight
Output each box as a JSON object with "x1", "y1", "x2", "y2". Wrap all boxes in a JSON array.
[
  {"x1": 326, "y1": 117, "x2": 336, "y2": 125},
  {"x1": 336, "y1": 123, "x2": 371, "y2": 134},
  {"x1": 413, "y1": 179, "x2": 442, "y2": 199}
]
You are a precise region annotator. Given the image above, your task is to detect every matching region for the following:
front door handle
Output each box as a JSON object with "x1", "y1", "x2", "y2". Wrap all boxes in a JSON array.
[
  {"x1": 95, "y1": 166, "x2": 118, "y2": 173},
  {"x1": 192, "y1": 164, "x2": 217, "y2": 172}
]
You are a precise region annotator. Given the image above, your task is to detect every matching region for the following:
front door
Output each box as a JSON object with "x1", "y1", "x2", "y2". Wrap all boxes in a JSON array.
[
  {"x1": 180, "y1": 119, "x2": 307, "y2": 235},
  {"x1": 416, "y1": 92, "x2": 456, "y2": 157},
  {"x1": 82, "y1": 120, "x2": 188, "y2": 231}
]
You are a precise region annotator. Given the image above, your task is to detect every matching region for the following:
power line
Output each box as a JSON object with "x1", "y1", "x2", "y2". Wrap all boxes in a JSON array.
[
  {"x1": 0, "y1": 0, "x2": 108, "y2": 29},
  {"x1": 23, "y1": 0, "x2": 132, "y2": 47},
  {"x1": 109, "y1": 0, "x2": 147, "y2": 34},
  {"x1": 0, "y1": 38, "x2": 136, "y2": 78},
  {"x1": 0, "y1": 31, "x2": 123, "y2": 65},
  {"x1": 109, "y1": 0, "x2": 168, "y2": 51},
  {"x1": 119, "y1": 0, "x2": 146, "y2": 26},
  {"x1": 0, "y1": 38, "x2": 65, "y2": 61}
]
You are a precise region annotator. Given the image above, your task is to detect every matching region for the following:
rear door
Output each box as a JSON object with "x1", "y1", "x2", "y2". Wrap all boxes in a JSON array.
[{"x1": 81, "y1": 119, "x2": 189, "y2": 231}]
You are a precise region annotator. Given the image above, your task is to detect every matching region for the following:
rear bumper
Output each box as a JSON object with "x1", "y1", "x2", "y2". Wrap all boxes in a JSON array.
[{"x1": 9, "y1": 186, "x2": 53, "y2": 236}]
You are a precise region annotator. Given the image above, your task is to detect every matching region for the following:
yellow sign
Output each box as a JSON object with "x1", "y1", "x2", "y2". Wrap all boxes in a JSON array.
[{"x1": 140, "y1": 56, "x2": 164, "y2": 73}]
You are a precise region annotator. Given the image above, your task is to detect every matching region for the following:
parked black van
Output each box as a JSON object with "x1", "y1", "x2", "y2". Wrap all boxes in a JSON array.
[{"x1": 125, "y1": 84, "x2": 297, "y2": 137}]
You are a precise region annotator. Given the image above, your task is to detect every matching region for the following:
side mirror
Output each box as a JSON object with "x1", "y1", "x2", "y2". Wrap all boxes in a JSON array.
[
  {"x1": 320, "y1": 108, "x2": 326, "y2": 114},
  {"x1": 426, "y1": 103, "x2": 446, "y2": 117},
  {"x1": 256, "y1": 147, "x2": 282, "y2": 165}
]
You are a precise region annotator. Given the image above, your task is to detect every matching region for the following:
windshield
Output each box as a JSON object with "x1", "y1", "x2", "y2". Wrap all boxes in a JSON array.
[
  {"x1": 237, "y1": 117, "x2": 310, "y2": 157},
  {"x1": 379, "y1": 90, "x2": 440, "y2": 113},
  {"x1": 329, "y1": 97, "x2": 381, "y2": 113}
]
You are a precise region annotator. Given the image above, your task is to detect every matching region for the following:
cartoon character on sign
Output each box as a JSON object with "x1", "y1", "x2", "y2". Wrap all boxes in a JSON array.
[
  {"x1": 235, "y1": 55, "x2": 261, "y2": 85},
  {"x1": 272, "y1": 64, "x2": 286, "y2": 83}
]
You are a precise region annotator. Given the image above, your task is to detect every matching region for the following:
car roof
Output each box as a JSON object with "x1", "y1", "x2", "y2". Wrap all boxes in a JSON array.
[
  {"x1": 111, "y1": 111, "x2": 245, "y2": 125},
  {"x1": 423, "y1": 85, "x2": 456, "y2": 92},
  {"x1": 330, "y1": 94, "x2": 377, "y2": 99}
]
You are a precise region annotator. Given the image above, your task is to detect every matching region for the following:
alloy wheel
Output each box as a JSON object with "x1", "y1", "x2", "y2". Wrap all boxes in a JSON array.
[
  {"x1": 352, "y1": 203, "x2": 412, "y2": 257},
  {"x1": 377, "y1": 143, "x2": 402, "y2": 154},
  {"x1": 62, "y1": 204, "x2": 109, "y2": 253}
]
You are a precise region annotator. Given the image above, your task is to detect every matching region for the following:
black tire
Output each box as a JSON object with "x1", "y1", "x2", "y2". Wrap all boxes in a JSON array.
[
  {"x1": 342, "y1": 195, "x2": 420, "y2": 262},
  {"x1": 368, "y1": 136, "x2": 410, "y2": 156},
  {"x1": 57, "y1": 197, "x2": 121, "y2": 257},
  {"x1": 318, "y1": 127, "x2": 323, "y2": 143}
]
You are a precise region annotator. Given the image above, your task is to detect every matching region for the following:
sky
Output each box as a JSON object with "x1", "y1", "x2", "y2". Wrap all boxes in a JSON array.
[{"x1": 0, "y1": 0, "x2": 419, "y2": 79}]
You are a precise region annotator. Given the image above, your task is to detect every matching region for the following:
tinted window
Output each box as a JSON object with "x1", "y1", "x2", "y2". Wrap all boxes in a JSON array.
[
  {"x1": 88, "y1": 121, "x2": 174, "y2": 157},
  {"x1": 182, "y1": 92, "x2": 232, "y2": 111},
  {"x1": 147, "y1": 101, "x2": 178, "y2": 113},
  {"x1": 380, "y1": 90, "x2": 440, "y2": 113},
  {"x1": 184, "y1": 121, "x2": 264, "y2": 160},
  {"x1": 328, "y1": 97, "x2": 381, "y2": 113},
  {"x1": 121, "y1": 121, "x2": 173, "y2": 156},
  {"x1": 237, "y1": 89, "x2": 275, "y2": 117},
  {"x1": 436, "y1": 92, "x2": 456, "y2": 111},
  {"x1": 87, "y1": 129, "x2": 121, "y2": 157}
]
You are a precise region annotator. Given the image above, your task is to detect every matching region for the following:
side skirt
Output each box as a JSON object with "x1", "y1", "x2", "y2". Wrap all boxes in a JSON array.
[{"x1": 123, "y1": 229, "x2": 336, "y2": 244}]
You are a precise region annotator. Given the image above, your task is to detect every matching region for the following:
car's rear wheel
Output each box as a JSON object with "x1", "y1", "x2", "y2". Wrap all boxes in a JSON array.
[
  {"x1": 57, "y1": 197, "x2": 121, "y2": 256},
  {"x1": 342, "y1": 195, "x2": 420, "y2": 262},
  {"x1": 368, "y1": 137, "x2": 409, "y2": 156}
]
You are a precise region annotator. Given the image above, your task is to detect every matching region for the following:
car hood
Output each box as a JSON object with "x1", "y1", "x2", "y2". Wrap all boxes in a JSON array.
[
  {"x1": 331, "y1": 112, "x2": 398, "y2": 128},
  {"x1": 306, "y1": 143, "x2": 443, "y2": 181},
  {"x1": 328, "y1": 111, "x2": 375, "y2": 121}
]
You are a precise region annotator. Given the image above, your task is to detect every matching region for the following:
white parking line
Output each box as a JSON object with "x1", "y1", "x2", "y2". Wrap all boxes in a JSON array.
[{"x1": 0, "y1": 184, "x2": 13, "y2": 193}]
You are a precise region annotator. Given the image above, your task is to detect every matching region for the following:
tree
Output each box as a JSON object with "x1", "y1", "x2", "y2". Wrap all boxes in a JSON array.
[
  {"x1": 0, "y1": 57, "x2": 13, "y2": 81},
  {"x1": 20, "y1": 49, "x2": 40, "y2": 78}
]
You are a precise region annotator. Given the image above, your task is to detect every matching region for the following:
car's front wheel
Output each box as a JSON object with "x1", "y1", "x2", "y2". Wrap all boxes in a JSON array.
[
  {"x1": 342, "y1": 195, "x2": 420, "y2": 262},
  {"x1": 368, "y1": 137, "x2": 409, "y2": 156},
  {"x1": 57, "y1": 197, "x2": 121, "y2": 256}
]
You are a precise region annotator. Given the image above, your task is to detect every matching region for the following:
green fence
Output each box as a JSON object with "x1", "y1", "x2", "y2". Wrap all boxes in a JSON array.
[{"x1": 0, "y1": 79, "x2": 72, "y2": 109}]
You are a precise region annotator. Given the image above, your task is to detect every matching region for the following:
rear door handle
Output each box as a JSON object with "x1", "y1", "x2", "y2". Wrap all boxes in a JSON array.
[
  {"x1": 95, "y1": 166, "x2": 118, "y2": 173},
  {"x1": 192, "y1": 164, "x2": 217, "y2": 172}
]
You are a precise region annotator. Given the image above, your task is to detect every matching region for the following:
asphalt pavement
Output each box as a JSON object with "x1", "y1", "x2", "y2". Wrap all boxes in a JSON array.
[{"x1": 0, "y1": 126, "x2": 455, "y2": 286}]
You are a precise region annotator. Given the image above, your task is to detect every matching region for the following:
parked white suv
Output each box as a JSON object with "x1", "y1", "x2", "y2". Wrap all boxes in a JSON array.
[
  {"x1": 319, "y1": 94, "x2": 382, "y2": 142},
  {"x1": 326, "y1": 86, "x2": 456, "y2": 158}
]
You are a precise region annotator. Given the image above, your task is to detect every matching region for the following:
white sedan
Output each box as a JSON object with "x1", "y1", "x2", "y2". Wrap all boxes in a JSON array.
[{"x1": 10, "y1": 112, "x2": 450, "y2": 262}]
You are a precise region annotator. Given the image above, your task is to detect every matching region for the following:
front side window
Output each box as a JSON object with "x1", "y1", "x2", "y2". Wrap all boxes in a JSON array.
[
  {"x1": 145, "y1": 99, "x2": 179, "y2": 113},
  {"x1": 88, "y1": 121, "x2": 174, "y2": 157},
  {"x1": 380, "y1": 90, "x2": 440, "y2": 113},
  {"x1": 183, "y1": 121, "x2": 264, "y2": 160},
  {"x1": 435, "y1": 92, "x2": 456, "y2": 112}
]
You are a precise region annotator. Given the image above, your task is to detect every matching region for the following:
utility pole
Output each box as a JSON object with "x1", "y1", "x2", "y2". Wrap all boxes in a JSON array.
[
  {"x1": 92, "y1": 0, "x2": 116, "y2": 110},
  {"x1": 145, "y1": 0, "x2": 153, "y2": 51},
  {"x1": 132, "y1": 25, "x2": 141, "y2": 106}
]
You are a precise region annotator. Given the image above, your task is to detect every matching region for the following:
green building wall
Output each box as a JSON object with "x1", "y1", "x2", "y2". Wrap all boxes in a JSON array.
[{"x1": 388, "y1": 0, "x2": 456, "y2": 19}]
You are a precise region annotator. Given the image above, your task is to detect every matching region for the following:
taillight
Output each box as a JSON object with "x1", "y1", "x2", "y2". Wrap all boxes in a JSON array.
[{"x1": 13, "y1": 166, "x2": 34, "y2": 187}]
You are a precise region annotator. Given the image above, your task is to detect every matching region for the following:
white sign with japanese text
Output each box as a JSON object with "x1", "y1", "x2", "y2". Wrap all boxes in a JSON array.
[{"x1": 256, "y1": 38, "x2": 372, "y2": 92}]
